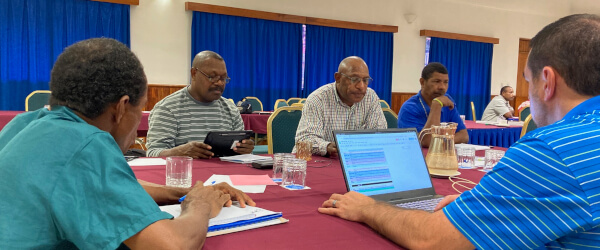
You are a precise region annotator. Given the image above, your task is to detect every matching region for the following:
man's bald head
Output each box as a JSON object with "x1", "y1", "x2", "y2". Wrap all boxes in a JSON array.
[
  {"x1": 338, "y1": 56, "x2": 369, "y2": 74},
  {"x1": 192, "y1": 50, "x2": 224, "y2": 68}
]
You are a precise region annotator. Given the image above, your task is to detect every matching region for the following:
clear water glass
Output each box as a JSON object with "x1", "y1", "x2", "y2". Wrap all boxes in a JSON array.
[
  {"x1": 459, "y1": 146, "x2": 476, "y2": 169},
  {"x1": 483, "y1": 150, "x2": 505, "y2": 172},
  {"x1": 282, "y1": 158, "x2": 307, "y2": 190},
  {"x1": 166, "y1": 156, "x2": 193, "y2": 188},
  {"x1": 273, "y1": 153, "x2": 294, "y2": 182}
]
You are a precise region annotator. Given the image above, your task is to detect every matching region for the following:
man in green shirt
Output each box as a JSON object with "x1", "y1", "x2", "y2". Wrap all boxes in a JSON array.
[{"x1": 0, "y1": 38, "x2": 254, "y2": 249}]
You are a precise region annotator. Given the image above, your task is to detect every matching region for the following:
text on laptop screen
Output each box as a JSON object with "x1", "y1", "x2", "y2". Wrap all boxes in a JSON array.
[{"x1": 336, "y1": 131, "x2": 433, "y2": 196}]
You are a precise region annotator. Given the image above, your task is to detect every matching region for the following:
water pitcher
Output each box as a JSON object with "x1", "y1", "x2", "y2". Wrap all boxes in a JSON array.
[{"x1": 418, "y1": 122, "x2": 459, "y2": 176}]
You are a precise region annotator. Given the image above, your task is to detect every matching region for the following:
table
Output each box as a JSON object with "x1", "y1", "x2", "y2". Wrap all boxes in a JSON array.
[
  {"x1": 241, "y1": 113, "x2": 271, "y2": 134},
  {"x1": 132, "y1": 153, "x2": 489, "y2": 249},
  {"x1": 464, "y1": 120, "x2": 522, "y2": 148},
  {"x1": 0, "y1": 111, "x2": 23, "y2": 131}
]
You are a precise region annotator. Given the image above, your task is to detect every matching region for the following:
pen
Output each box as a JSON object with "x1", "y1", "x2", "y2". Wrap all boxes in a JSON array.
[{"x1": 178, "y1": 181, "x2": 217, "y2": 203}]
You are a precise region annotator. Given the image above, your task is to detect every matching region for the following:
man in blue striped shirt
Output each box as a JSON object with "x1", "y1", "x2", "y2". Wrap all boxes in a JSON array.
[{"x1": 319, "y1": 14, "x2": 600, "y2": 249}]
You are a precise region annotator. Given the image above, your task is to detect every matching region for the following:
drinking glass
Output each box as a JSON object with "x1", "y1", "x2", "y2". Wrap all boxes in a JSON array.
[
  {"x1": 272, "y1": 153, "x2": 294, "y2": 182},
  {"x1": 281, "y1": 158, "x2": 307, "y2": 190},
  {"x1": 166, "y1": 156, "x2": 193, "y2": 188},
  {"x1": 483, "y1": 150, "x2": 505, "y2": 172},
  {"x1": 295, "y1": 141, "x2": 313, "y2": 161}
]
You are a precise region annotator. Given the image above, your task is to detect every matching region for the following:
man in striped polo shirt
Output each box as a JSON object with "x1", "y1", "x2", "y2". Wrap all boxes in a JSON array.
[
  {"x1": 147, "y1": 51, "x2": 254, "y2": 158},
  {"x1": 319, "y1": 14, "x2": 600, "y2": 249},
  {"x1": 294, "y1": 56, "x2": 387, "y2": 156}
]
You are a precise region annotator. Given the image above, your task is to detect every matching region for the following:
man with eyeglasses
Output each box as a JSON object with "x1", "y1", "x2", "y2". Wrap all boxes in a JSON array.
[
  {"x1": 397, "y1": 62, "x2": 468, "y2": 147},
  {"x1": 146, "y1": 51, "x2": 254, "y2": 158},
  {"x1": 295, "y1": 56, "x2": 387, "y2": 156}
]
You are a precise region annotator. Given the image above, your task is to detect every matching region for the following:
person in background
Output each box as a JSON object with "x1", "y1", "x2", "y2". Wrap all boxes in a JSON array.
[
  {"x1": 319, "y1": 14, "x2": 600, "y2": 249},
  {"x1": 294, "y1": 56, "x2": 387, "y2": 156},
  {"x1": 146, "y1": 51, "x2": 254, "y2": 159},
  {"x1": 0, "y1": 38, "x2": 254, "y2": 249},
  {"x1": 397, "y1": 62, "x2": 468, "y2": 147},
  {"x1": 480, "y1": 86, "x2": 515, "y2": 121}
]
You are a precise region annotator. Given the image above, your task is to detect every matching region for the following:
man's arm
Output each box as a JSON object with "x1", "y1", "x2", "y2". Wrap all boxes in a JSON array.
[
  {"x1": 295, "y1": 98, "x2": 329, "y2": 156},
  {"x1": 138, "y1": 179, "x2": 189, "y2": 205},
  {"x1": 146, "y1": 105, "x2": 178, "y2": 157},
  {"x1": 318, "y1": 192, "x2": 474, "y2": 249},
  {"x1": 124, "y1": 182, "x2": 230, "y2": 249},
  {"x1": 454, "y1": 129, "x2": 469, "y2": 144},
  {"x1": 420, "y1": 98, "x2": 448, "y2": 147}
]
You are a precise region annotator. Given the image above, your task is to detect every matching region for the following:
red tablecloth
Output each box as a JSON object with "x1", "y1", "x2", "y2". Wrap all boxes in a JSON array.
[
  {"x1": 241, "y1": 113, "x2": 271, "y2": 134},
  {"x1": 132, "y1": 152, "x2": 492, "y2": 249},
  {"x1": 0, "y1": 111, "x2": 24, "y2": 131}
]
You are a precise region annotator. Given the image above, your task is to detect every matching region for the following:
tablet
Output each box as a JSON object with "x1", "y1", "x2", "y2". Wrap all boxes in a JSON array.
[{"x1": 204, "y1": 131, "x2": 254, "y2": 157}]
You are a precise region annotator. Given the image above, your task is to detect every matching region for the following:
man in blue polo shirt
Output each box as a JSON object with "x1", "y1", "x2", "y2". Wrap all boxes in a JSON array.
[
  {"x1": 397, "y1": 62, "x2": 468, "y2": 147},
  {"x1": 319, "y1": 14, "x2": 600, "y2": 248}
]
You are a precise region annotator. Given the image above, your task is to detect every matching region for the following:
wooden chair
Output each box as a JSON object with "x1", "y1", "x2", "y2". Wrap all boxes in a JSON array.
[
  {"x1": 287, "y1": 98, "x2": 302, "y2": 106},
  {"x1": 520, "y1": 114, "x2": 538, "y2": 138},
  {"x1": 25, "y1": 90, "x2": 51, "y2": 111},
  {"x1": 267, "y1": 106, "x2": 303, "y2": 154},
  {"x1": 243, "y1": 97, "x2": 263, "y2": 112},
  {"x1": 274, "y1": 99, "x2": 289, "y2": 110},
  {"x1": 519, "y1": 107, "x2": 530, "y2": 122},
  {"x1": 379, "y1": 100, "x2": 391, "y2": 109},
  {"x1": 382, "y1": 108, "x2": 398, "y2": 129},
  {"x1": 470, "y1": 101, "x2": 476, "y2": 121}
]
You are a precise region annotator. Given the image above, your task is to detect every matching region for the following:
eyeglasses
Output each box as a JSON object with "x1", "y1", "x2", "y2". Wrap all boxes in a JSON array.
[
  {"x1": 195, "y1": 68, "x2": 231, "y2": 84},
  {"x1": 340, "y1": 73, "x2": 373, "y2": 85}
]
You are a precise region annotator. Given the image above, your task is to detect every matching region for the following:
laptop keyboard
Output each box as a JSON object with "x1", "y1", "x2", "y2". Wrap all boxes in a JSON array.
[{"x1": 395, "y1": 197, "x2": 444, "y2": 212}]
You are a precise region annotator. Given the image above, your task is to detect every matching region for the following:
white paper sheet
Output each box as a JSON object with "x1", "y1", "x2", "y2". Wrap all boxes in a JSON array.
[
  {"x1": 205, "y1": 174, "x2": 266, "y2": 193},
  {"x1": 455, "y1": 144, "x2": 491, "y2": 151},
  {"x1": 127, "y1": 157, "x2": 166, "y2": 166}
]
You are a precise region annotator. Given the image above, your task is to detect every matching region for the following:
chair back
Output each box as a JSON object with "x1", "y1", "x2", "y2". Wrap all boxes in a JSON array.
[
  {"x1": 267, "y1": 106, "x2": 303, "y2": 154},
  {"x1": 287, "y1": 98, "x2": 302, "y2": 106},
  {"x1": 379, "y1": 100, "x2": 391, "y2": 109},
  {"x1": 274, "y1": 99, "x2": 288, "y2": 110},
  {"x1": 470, "y1": 101, "x2": 476, "y2": 121},
  {"x1": 25, "y1": 90, "x2": 51, "y2": 111},
  {"x1": 243, "y1": 97, "x2": 263, "y2": 112},
  {"x1": 227, "y1": 98, "x2": 235, "y2": 104},
  {"x1": 299, "y1": 98, "x2": 307, "y2": 104},
  {"x1": 291, "y1": 103, "x2": 304, "y2": 107},
  {"x1": 382, "y1": 108, "x2": 398, "y2": 129},
  {"x1": 519, "y1": 107, "x2": 530, "y2": 122},
  {"x1": 520, "y1": 114, "x2": 538, "y2": 138}
]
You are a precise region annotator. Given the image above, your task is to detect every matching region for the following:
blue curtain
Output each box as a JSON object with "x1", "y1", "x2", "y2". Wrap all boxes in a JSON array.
[
  {"x1": 192, "y1": 12, "x2": 302, "y2": 111},
  {"x1": 304, "y1": 25, "x2": 393, "y2": 104},
  {"x1": 0, "y1": 0, "x2": 130, "y2": 111},
  {"x1": 429, "y1": 38, "x2": 493, "y2": 121}
]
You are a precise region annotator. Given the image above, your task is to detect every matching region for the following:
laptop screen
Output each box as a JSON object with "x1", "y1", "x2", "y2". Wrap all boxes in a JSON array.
[{"x1": 334, "y1": 129, "x2": 433, "y2": 197}]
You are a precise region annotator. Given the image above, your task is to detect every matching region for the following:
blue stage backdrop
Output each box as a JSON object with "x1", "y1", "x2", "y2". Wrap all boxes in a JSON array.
[
  {"x1": 429, "y1": 37, "x2": 493, "y2": 121},
  {"x1": 0, "y1": 0, "x2": 130, "y2": 111},
  {"x1": 192, "y1": 12, "x2": 303, "y2": 111},
  {"x1": 303, "y1": 25, "x2": 393, "y2": 105}
]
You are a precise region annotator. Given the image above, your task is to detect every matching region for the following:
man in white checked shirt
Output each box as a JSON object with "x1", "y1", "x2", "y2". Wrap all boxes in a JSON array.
[
  {"x1": 294, "y1": 56, "x2": 387, "y2": 156},
  {"x1": 319, "y1": 14, "x2": 600, "y2": 249}
]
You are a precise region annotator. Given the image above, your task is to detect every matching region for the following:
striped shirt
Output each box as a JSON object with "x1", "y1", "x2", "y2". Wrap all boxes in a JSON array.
[
  {"x1": 295, "y1": 83, "x2": 387, "y2": 156},
  {"x1": 146, "y1": 87, "x2": 243, "y2": 157},
  {"x1": 443, "y1": 95, "x2": 600, "y2": 249}
]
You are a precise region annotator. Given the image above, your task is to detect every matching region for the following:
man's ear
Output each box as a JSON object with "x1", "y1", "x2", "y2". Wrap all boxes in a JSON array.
[
  {"x1": 541, "y1": 66, "x2": 557, "y2": 101},
  {"x1": 334, "y1": 72, "x2": 341, "y2": 83},
  {"x1": 419, "y1": 78, "x2": 425, "y2": 87},
  {"x1": 114, "y1": 95, "x2": 130, "y2": 124}
]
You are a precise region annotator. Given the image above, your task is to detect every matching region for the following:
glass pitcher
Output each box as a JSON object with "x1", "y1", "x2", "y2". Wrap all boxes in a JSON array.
[{"x1": 418, "y1": 122, "x2": 459, "y2": 176}]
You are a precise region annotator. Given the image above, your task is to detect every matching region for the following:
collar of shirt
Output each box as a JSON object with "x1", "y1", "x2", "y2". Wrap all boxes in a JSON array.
[
  {"x1": 331, "y1": 82, "x2": 354, "y2": 109},
  {"x1": 563, "y1": 95, "x2": 600, "y2": 119}
]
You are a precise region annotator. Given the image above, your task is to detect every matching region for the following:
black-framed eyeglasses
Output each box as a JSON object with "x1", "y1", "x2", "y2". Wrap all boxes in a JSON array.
[
  {"x1": 340, "y1": 73, "x2": 373, "y2": 85},
  {"x1": 195, "y1": 68, "x2": 231, "y2": 84}
]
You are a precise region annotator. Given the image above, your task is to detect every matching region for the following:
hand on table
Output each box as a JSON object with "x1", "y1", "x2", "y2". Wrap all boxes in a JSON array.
[
  {"x1": 326, "y1": 143, "x2": 338, "y2": 157},
  {"x1": 318, "y1": 191, "x2": 377, "y2": 222},
  {"x1": 182, "y1": 181, "x2": 230, "y2": 218},
  {"x1": 211, "y1": 182, "x2": 256, "y2": 208}
]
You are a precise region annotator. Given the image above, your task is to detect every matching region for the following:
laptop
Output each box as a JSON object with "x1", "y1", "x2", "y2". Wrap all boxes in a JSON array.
[{"x1": 333, "y1": 128, "x2": 444, "y2": 212}]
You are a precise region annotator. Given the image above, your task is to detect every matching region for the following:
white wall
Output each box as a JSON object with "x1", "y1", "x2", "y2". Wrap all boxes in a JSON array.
[{"x1": 130, "y1": 0, "x2": 596, "y2": 95}]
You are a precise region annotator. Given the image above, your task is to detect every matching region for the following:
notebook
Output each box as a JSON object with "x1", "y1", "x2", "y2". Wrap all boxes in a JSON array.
[
  {"x1": 333, "y1": 128, "x2": 443, "y2": 212},
  {"x1": 160, "y1": 203, "x2": 288, "y2": 237}
]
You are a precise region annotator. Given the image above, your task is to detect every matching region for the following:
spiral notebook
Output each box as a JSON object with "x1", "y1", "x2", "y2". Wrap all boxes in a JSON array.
[{"x1": 159, "y1": 203, "x2": 288, "y2": 237}]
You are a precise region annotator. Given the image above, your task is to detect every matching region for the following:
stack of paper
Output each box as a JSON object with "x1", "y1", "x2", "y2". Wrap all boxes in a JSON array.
[
  {"x1": 220, "y1": 154, "x2": 273, "y2": 164},
  {"x1": 455, "y1": 143, "x2": 491, "y2": 151},
  {"x1": 160, "y1": 203, "x2": 288, "y2": 237}
]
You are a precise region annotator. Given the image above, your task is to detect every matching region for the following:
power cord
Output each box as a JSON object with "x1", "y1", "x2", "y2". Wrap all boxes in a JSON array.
[{"x1": 449, "y1": 176, "x2": 477, "y2": 194}]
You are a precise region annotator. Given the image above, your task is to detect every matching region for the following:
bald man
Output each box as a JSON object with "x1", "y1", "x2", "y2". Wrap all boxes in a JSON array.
[
  {"x1": 146, "y1": 51, "x2": 254, "y2": 158},
  {"x1": 294, "y1": 56, "x2": 387, "y2": 156}
]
